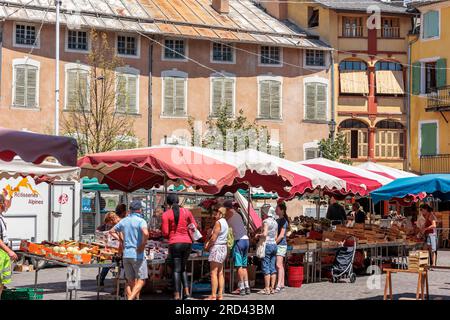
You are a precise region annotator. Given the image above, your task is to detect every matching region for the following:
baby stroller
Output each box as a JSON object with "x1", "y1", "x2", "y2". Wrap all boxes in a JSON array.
[{"x1": 331, "y1": 236, "x2": 357, "y2": 283}]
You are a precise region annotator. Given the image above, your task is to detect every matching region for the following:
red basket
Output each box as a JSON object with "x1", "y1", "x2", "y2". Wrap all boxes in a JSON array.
[{"x1": 287, "y1": 265, "x2": 304, "y2": 288}]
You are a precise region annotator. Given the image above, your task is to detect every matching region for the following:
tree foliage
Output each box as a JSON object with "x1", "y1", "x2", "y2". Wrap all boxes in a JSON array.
[
  {"x1": 317, "y1": 133, "x2": 352, "y2": 164},
  {"x1": 61, "y1": 30, "x2": 137, "y2": 156}
]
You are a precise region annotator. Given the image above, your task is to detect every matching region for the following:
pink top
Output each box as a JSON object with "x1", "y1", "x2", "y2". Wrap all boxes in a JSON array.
[{"x1": 162, "y1": 207, "x2": 197, "y2": 245}]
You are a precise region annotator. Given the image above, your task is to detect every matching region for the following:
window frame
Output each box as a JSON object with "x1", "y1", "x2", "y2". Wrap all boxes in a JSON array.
[
  {"x1": 303, "y1": 76, "x2": 329, "y2": 122},
  {"x1": 161, "y1": 69, "x2": 188, "y2": 119},
  {"x1": 210, "y1": 42, "x2": 236, "y2": 64},
  {"x1": 64, "y1": 62, "x2": 91, "y2": 111},
  {"x1": 257, "y1": 75, "x2": 283, "y2": 120},
  {"x1": 258, "y1": 46, "x2": 283, "y2": 67},
  {"x1": 303, "y1": 141, "x2": 320, "y2": 160},
  {"x1": 419, "y1": 57, "x2": 441, "y2": 95},
  {"x1": 375, "y1": 121, "x2": 405, "y2": 159},
  {"x1": 381, "y1": 17, "x2": 400, "y2": 38},
  {"x1": 308, "y1": 8, "x2": 320, "y2": 28},
  {"x1": 116, "y1": 33, "x2": 140, "y2": 59},
  {"x1": 162, "y1": 38, "x2": 188, "y2": 62},
  {"x1": 13, "y1": 22, "x2": 40, "y2": 49},
  {"x1": 421, "y1": 9, "x2": 441, "y2": 41},
  {"x1": 115, "y1": 66, "x2": 140, "y2": 115},
  {"x1": 209, "y1": 72, "x2": 236, "y2": 117},
  {"x1": 304, "y1": 49, "x2": 328, "y2": 69},
  {"x1": 342, "y1": 16, "x2": 364, "y2": 38},
  {"x1": 11, "y1": 58, "x2": 40, "y2": 109},
  {"x1": 65, "y1": 28, "x2": 90, "y2": 53}
]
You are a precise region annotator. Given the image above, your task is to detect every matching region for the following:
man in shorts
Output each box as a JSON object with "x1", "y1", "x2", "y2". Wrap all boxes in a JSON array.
[
  {"x1": 224, "y1": 200, "x2": 251, "y2": 296},
  {"x1": 0, "y1": 193, "x2": 18, "y2": 299},
  {"x1": 109, "y1": 200, "x2": 149, "y2": 300}
]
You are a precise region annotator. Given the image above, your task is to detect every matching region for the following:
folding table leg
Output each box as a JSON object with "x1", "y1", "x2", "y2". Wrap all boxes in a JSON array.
[
  {"x1": 416, "y1": 273, "x2": 422, "y2": 300},
  {"x1": 383, "y1": 272, "x2": 389, "y2": 300}
]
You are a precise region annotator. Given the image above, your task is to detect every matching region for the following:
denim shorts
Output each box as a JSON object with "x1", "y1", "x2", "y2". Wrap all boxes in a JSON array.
[
  {"x1": 277, "y1": 245, "x2": 288, "y2": 257},
  {"x1": 262, "y1": 243, "x2": 278, "y2": 275},
  {"x1": 426, "y1": 234, "x2": 437, "y2": 252}
]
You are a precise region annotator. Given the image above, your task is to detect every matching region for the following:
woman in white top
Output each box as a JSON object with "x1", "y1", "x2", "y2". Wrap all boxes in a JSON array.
[{"x1": 205, "y1": 207, "x2": 229, "y2": 300}]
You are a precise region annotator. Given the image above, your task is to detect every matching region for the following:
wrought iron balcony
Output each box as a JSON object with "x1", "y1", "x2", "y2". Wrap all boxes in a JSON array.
[
  {"x1": 420, "y1": 154, "x2": 450, "y2": 174},
  {"x1": 427, "y1": 86, "x2": 450, "y2": 112}
]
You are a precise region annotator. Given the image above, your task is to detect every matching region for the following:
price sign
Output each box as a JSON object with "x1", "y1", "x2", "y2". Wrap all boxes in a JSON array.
[{"x1": 66, "y1": 265, "x2": 81, "y2": 290}]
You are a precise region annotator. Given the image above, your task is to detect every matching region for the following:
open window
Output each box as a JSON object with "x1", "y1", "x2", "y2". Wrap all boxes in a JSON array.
[
  {"x1": 308, "y1": 7, "x2": 319, "y2": 28},
  {"x1": 340, "y1": 119, "x2": 368, "y2": 159}
]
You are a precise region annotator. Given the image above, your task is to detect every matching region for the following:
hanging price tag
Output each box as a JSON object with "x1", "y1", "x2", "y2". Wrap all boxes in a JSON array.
[{"x1": 66, "y1": 265, "x2": 81, "y2": 290}]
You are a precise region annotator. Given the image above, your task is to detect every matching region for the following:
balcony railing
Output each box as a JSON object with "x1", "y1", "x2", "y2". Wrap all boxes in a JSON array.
[
  {"x1": 382, "y1": 26, "x2": 400, "y2": 38},
  {"x1": 343, "y1": 26, "x2": 363, "y2": 37},
  {"x1": 420, "y1": 154, "x2": 450, "y2": 174},
  {"x1": 427, "y1": 86, "x2": 450, "y2": 111}
]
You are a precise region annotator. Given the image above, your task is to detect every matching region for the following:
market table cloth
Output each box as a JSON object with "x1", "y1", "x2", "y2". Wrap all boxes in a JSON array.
[
  {"x1": 299, "y1": 158, "x2": 393, "y2": 197},
  {"x1": 357, "y1": 161, "x2": 417, "y2": 180},
  {"x1": 370, "y1": 174, "x2": 450, "y2": 204},
  {"x1": 0, "y1": 127, "x2": 78, "y2": 166}
]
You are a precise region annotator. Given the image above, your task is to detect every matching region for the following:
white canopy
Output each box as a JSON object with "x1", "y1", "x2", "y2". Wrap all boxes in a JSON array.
[
  {"x1": 0, "y1": 158, "x2": 80, "y2": 181},
  {"x1": 356, "y1": 161, "x2": 417, "y2": 179}
]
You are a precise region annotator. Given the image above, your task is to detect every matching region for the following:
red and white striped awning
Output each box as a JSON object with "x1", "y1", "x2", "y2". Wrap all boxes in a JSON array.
[{"x1": 356, "y1": 162, "x2": 417, "y2": 180}]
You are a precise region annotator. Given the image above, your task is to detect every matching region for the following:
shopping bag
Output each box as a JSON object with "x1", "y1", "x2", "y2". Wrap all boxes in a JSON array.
[{"x1": 256, "y1": 237, "x2": 266, "y2": 259}]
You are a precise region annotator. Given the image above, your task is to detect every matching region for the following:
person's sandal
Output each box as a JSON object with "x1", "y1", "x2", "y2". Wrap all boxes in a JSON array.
[
  {"x1": 257, "y1": 289, "x2": 271, "y2": 295},
  {"x1": 274, "y1": 287, "x2": 281, "y2": 294},
  {"x1": 204, "y1": 296, "x2": 217, "y2": 300},
  {"x1": 217, "y1": 295, "x2": 223, "y2": 300},
  {"x1": 270, "y1": 288, "x2": 275, "y2": 295}
]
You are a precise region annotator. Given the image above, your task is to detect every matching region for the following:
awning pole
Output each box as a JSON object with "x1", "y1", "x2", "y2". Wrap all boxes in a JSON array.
[
  {"x1": 163, "y1": 175, "x2": 168, "y2": 206},
  {"x1": 247, "y1": 182, "x2": 252, "y2": 235},
  {"x1": 316, "y1": 191, "x2": 322, "y2": 220}
]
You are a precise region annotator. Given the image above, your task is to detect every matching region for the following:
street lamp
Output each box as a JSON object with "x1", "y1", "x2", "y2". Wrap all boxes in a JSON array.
[{"x1": 328, "y1": 120, "x2": 336, "y2": 141}]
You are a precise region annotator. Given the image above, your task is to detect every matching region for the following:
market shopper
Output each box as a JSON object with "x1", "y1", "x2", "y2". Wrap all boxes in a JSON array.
[
  {"x1": 115, "y1": 203, "x2": 128, "y2": 219},
  {"x1": 326, "y1": 197, "x2": 347, "y2": 225},
  {"x1": 256, "y1": 207, "x2": 278, "y2": 295},
  {"x1": 224, "y1": 199, "x2": 251, "y2": 295},
  {"x1": 420, "y1": 204, "x2": 438, "y2": 266},
  {"x1": 275, "y1": 201, "x2": 289, "y2": 293},
  {"x1": 204, "y1": 207, "x2": 229, "y2": 300},
  {"x1": 162, "y1": 193, "x2": 197, "y2": 300},
  {"x1": 97, "y1": 212, "x2": 121, "y2": 287},
  {"x1": 352, "y1": 202, "x2": 366, "y2": 224},
  {"x1": 0, "y1": 193, "x2": 18, "y2": 299},
  {"x1": 109, "y1": 200, "x2": 149, "y2": 300}
]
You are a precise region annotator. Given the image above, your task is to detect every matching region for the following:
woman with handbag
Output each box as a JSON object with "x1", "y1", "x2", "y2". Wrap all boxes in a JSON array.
[
  {"x1": 256, "y1": 207, "x2": 278, "y2": 295},
  {"x1": 162, "y1": 193, "x2": 198, "y2": 300},
  {"x1": 204, "y1": 207, "x2": 229, "y2": 300}
]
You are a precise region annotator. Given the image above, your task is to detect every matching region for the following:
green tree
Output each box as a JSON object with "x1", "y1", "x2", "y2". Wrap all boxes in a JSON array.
[
  {"x1": 317, "y1": 133, "x2": 352, "y2": 164},
  {"x1": 188, "y1": 105, "x2": 284, "y2": 157}
]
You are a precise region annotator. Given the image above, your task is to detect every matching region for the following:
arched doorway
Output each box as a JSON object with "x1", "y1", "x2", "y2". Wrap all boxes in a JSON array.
[{"x1": 339, "y1": 119, "x2": 369, "y2": 159}]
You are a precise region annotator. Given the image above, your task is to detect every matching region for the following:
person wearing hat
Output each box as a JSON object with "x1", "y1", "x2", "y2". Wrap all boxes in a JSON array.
[
  {"x1": 0, "y1": 193, "x2": 17, "y2": 299},
  {"x1": 109, "y1": 199, "x2": 149, "y2": 300},
  {"x1": 256, "y1": 206, "x2": 278, "y2": 295},
  {"x1": 224, "y1": 199, "x2": 251, "y2": 296}
]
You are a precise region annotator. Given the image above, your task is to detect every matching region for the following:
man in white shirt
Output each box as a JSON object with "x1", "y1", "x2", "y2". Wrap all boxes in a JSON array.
[
  {"x1": 224, "y1": 200, "x2": 251, "y2": 296},
  {"x1": 0, "y1": 193, "x2": 18, "y2": 299}
]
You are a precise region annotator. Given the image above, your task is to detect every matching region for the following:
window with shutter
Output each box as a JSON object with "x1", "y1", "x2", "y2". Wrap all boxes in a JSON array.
[
  {"x1": 13, "y1": 64, "x2": 38, "y2": 108},
  {"x1": 259, "y1": 80, "x2": 281, "y2": 119},
  {"x1": 375, "y1": 120, "x2": 405, "y2": 159},
  {"x1": 423, "y1": 11, "x2": 439, "y2": 39},
  {"x1": 116, "y1": 73, "x2": 138, "y2": 114},
  {"x1": 163, "y1": 76, "x2": 186, "y2": 117},
  {"x1": 436, "y1": 58, "x2": 447, "y2": 88},
  {"x1": 412, "y1": 62, "x2": 421, "y2": 95},
  {"x1": 66, "y1": 68, "x2": 89, "y2": 111},
  {"x1": 305, "y1": 148, "x2": 320, "y2": 160},
  {"x1": 211, "y1": 78, "x2": 234, "y2": 116},
  {"x1": 305, "y1": 82, "x2": 327, "y2": 121}
]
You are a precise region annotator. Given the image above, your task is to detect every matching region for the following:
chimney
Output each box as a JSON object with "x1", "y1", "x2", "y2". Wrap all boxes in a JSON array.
[
  {"x1": 212, "y1": 0, "x2": 229, "y2": 14},
  {"x1": 259, "y1": 0, "x2": 287, "y2": 20}
]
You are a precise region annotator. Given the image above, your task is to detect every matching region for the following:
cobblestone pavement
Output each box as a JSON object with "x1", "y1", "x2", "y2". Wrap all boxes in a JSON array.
[{"x1": 8, "y1": 250, "x2": 450, "y2": 300}]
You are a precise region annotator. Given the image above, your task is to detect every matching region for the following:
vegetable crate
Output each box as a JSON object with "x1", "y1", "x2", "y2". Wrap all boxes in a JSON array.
[{"x1": 1, "y1": 288, "x2": 44, "y2": 300}]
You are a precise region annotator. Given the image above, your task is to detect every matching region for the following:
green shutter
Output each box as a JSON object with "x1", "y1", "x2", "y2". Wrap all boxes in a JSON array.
[
  {"x1": 424, "y1": 11, "x2": 439, "y2": 38},
  {"x1": 436, "y1": 58, "x2": 447, "y2": 88},
  {"x1": 412, "y1": 62, "x2": 421, "y2": 95},
  {"x1": 420, "y1": 123, "x2": 437, "y2": 156}
]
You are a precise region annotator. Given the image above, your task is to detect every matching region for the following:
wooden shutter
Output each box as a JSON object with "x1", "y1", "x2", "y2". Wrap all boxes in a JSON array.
[
  {"x1": 14, "y1": 66, "x2": 26, "y2": 107},
  {"x1": 116, "y1": 74, "x2": 127, "y2": 112},
  {"x1": 270, "y1": 81, "x2": 281, "y2": 119},
  {"x1": 163, "y1": 77, "x2": 174, "y2": 116},
  {"x1": 343, "y1": 130, "x2": 351, "y2": 158},
  {"x1": 127, "y1": 75, "x2": 137, "y2": 113},
  {"x1": 340, "y1": 70, "x2": 369, "y2": 94},
  {"x1": 305, "y1": 148, "x2": 318, "y2": 160},
  {"x1": 174, "y1": 78, "x2": 186, "y2": 116},
  {"x1": 26, "y1": 66, "x2": 37, "y2": 107},
  {"x1": 224, "y1": 78, "x2": 234, "y2": 115},
  {"x1": 424, "y1": 11, "x2": 439, "y2": 38},
  {"x1": 259, "y1": 81, "x2": 270, "y2": 118},
  {"x1": 436, "y1": 58, "x2": 447, "y2": 88},
  {"x1": 305, "y1": 83, "x2": 316, "y2": 120},
  {"x1": 316, "y1": 84, "x2": 327, "y2": 120},
  {"x1": 66, "y1": 70, "x2": 77, "y2": 110},
  {"x1": 412, "y1": 62, "x2": 421, "y2": 95},
  {"x1": 78, "y1": 71, "x2": 89, "y2": 110},
  {"x1": 420, "y1": 123, "x2": 437, "y2": 155},
  {"x1": 211, "y1": 79, "x2": 222, "y2": 116},
  {"x1": 376, "y1": 70, "x2": 405, "y2": 94}
]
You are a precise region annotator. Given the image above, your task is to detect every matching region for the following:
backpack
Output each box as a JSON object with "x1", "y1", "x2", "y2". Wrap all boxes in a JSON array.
[{"x1": 227, "y1": 227, "x2": 234, "y2": 251}]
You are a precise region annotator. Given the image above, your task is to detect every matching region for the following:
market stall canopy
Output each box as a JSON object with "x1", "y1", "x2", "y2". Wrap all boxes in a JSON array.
[
  {"x1": 77, "y1": 146, "x2": 295, "y2": 194},
  {"x1": 356, "y1": 162, "x2": 417, "y2": 179},
  {"x1": 0, "y1": 128, "x2": 78, "y2": 166},
  {"x1": 370, "y1": 174, "x2": 450, "y2": 204},
  {"x1": 234, "y1": 190, "x2": 262, "y2": 231},
  {"x1": 299, "y1": 158, "x2": 393, "y2": 197},
  {"x1": 0, "y1": 157, "x2": 79, "y2": 181},
  {"x1": 81, "y1": 177, "x2": 110, "y2": 191}
]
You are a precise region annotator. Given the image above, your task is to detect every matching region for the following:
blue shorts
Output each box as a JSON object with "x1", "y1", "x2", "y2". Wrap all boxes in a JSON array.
[
  {"x1": 233, "y1": 239, "x2": 249, "y2": 268},
  {"x1": 426, "y1": 234, "x2": 437, "y2": 252},
  {"x1": 262, "y1": 243, "x2": 278, "y2": 275}
]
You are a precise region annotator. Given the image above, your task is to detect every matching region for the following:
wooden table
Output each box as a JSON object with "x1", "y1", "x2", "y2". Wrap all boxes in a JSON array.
[{"x1": 383, "y1": 268, "x2": 429, "y2": 300}]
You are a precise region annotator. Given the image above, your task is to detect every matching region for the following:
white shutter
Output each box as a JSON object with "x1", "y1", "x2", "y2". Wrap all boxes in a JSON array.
[
  {"x1": 127, "y1": 75, "x2": 137, "y2": 113},
  {"x1": 66, "y1": 70, "x2": 77, "y2": 110},
  {"x1": 259, "y1": 81, "x2": 270, "y2": 118},
  {"x1": 78, "y1": 71, "x2": 89, "y2": 110},
  {"x1": 305, "y1": 83, "x2": 316, "y2": 120},
  {"x1": 211, "y1": 78, "x2": 222, "y2": 116},
  {"x1": 14, "y1": 66, "x2": 26, "y2": 107},
  {"x1": 163, "y1": 77, "x2": 174, "y2": 116},
  {"x1": 224, "y1": 78, "x2": 234, "y2": 115},
  {"x1": 270, "y1": 81, "x2": 281, "y2": 119},
  {"x1": 174, "y1": 78, "x2": 186, "y2": 116},
  {"x1": 116, "y1": 74, "x2": 126, "y2": 112},
  {"x1": 316, "y1": 84, "x2": 327, "y2": 120},
  {"x1": 26, "y1": 67, "x2": 37, "y2": 108}
]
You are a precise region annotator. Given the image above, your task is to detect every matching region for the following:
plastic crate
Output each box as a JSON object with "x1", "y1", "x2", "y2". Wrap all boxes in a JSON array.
[{"x1": 1, "y1": 288, "x2": 44, "y2": 300}]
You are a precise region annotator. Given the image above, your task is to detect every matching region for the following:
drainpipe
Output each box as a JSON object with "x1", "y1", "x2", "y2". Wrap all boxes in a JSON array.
[
  {"x1": 407, "y1": 25, "x2": 419, "y2": 171},
  {"x1": 330, "y1": 52, "x2": 336, "y2": 141},
  {"x1": 148, "y1": 40, "x2": 153, "y2": 146}
]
